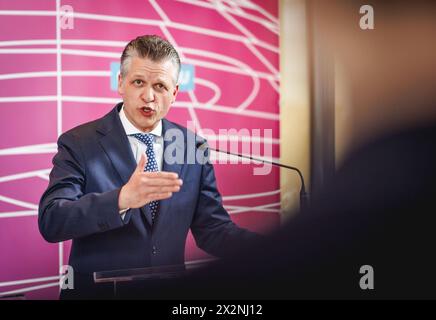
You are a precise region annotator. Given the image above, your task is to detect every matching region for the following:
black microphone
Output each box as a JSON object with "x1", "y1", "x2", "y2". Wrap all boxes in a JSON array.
[{"x1": 197, "y1": 142, "x2": 310, "y2": 211}]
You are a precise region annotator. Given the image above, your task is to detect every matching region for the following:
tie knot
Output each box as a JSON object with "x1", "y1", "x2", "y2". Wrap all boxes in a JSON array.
[{"x1": 131, "y1": 133, "x2": 154, "y2": 147}]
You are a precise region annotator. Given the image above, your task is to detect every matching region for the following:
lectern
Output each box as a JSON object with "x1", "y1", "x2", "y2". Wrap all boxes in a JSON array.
[{"x1": 93, "y1": 259, "x2": 215, "y2": 299}]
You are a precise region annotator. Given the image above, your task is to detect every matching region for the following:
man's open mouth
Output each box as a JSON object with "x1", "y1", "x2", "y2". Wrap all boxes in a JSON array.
[{"x1": 140, "y1": 106, "x2": 155, "y2": 116}]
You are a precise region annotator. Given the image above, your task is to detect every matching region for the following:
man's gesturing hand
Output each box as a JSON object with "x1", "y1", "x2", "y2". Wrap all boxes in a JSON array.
[{"x1": 118, "y1": 153, "x2": 183, "y2": 210}]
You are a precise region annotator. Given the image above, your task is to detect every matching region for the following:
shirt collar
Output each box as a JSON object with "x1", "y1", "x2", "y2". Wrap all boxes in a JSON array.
[{"x1": 119, "y1": 104, "x2": 162, "y2": 137}]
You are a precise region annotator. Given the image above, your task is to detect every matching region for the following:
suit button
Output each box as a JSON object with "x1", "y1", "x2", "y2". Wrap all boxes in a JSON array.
[{"x1": 152, "y1": 245, "x2": 157, "y2": 254}]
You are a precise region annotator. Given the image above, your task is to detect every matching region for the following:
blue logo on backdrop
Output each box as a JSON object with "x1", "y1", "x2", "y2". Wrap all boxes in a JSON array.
[
  {"x1": 110, "y1": 62, "x2": 195, "y2": 92},
  {"x1": 110, "y1": 62, "x2": 120, "y2": 91},
  {"x1": 178, "y1": 64, "x2": 195, "y2": 91}
]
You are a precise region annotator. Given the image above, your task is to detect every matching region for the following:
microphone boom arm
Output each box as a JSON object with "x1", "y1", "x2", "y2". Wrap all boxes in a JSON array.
[{"x1": 208, "y1": 147, "x2": 309, "y2": 211}]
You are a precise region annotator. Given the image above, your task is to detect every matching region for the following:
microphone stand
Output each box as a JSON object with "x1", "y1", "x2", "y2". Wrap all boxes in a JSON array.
[{"x1": 208, "y1": 147, "x2": 310, "y2": 211}]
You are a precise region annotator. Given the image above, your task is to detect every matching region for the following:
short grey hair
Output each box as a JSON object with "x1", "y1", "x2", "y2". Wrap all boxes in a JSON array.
[{"x1": 120, "y1": 35, "x2": 181, "y2": 84}]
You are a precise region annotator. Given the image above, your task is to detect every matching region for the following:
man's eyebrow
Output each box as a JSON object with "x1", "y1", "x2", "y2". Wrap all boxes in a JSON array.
[
  {"x1": 131, "y1": 74, "x2": 146, "y2": 79},
  {"x1": 130, "y1": 74, "x2": 170, "y2": 84},
  {"x1": 154, "y1": 77, "x2": 171, "y2": 85}
]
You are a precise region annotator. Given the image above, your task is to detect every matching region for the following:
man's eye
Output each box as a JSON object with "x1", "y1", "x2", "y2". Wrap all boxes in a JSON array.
[
  {"x1": 155, "y1": 83, "x2": 166, "y2": 90},
  {"x1": 133, "y1": 80, "x2": 143, "y2": 86}
]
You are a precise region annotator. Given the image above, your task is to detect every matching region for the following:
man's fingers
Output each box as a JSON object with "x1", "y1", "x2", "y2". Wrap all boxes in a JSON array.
[
  {"x1": 143, "y1": 171, "x2": 180, "y2": 180},
  {"x1": 141, "y1": 177, "x2": 183, "y2": 187},
  {"x1": 136, "y1": 153, "x2": 148, "y2": 172},
  {"x1": 143, "y1": 185, "x2": 181, "y2": 194},
  {"x1": 148, "y1": 192, "x2": 173, "y2": 201}
]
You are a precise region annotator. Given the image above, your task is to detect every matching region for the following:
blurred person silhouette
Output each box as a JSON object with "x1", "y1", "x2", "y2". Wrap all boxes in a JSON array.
[{"x1": 134, "y1": 0, "x2": 436, "y2": 299}]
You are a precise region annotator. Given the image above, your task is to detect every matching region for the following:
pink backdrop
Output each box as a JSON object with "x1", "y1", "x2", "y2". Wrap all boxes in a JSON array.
[{"x1": 0, "y1": 0, "x2": 279, "y2": 299}]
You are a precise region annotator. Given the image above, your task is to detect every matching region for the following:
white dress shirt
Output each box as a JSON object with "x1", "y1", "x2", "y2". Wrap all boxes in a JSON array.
[
  {"x1": 118, "y1": 104, "x2": 164, "y2": 217},
  {"x1": 119, "y1": 104, "x2": 164, "y2": 170}
]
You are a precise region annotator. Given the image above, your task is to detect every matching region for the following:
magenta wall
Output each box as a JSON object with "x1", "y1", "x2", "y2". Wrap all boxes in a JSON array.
[{"x1": 0, "y1": 0, "x2": 279, "y2": 299}]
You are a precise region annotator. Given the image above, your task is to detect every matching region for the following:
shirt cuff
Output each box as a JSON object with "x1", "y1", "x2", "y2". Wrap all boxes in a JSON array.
[{"x1": 119, "y1": 208, "x2": 130, "y2": 220}]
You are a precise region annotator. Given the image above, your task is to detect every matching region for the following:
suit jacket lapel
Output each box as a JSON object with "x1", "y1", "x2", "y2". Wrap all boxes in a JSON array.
[
  {"x1": 153, "y1": 119, "x2": 184, "y2": 230},
  {"x1": 96, "y1": 103, "x2": 154, "y2": 226},
  {"x1": 97, "y1": 103, "x2": 137, "y2": 185}
]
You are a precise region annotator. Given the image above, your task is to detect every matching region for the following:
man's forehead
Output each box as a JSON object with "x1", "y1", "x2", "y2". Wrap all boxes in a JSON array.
[
  {"x1": 130, "y1": 56, "x2": 174, "y2": 73},
  {"x1": 128, "y1": 56, "x2": 177, "y2": 83}
]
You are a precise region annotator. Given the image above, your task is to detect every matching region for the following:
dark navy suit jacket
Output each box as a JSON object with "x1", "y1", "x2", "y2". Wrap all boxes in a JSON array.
[{"x1": 38, "y1": 103, "x2": 256, "y2": 276}]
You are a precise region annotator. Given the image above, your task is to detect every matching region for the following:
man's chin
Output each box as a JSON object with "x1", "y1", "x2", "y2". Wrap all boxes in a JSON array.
[{"x1": 138, "y1": 119, "x2": 158, "y2": 132}]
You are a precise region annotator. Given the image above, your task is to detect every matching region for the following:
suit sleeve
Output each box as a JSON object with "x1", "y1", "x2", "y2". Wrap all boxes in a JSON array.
[
  {"x1": 190, "y1": 152, "x2": 261, "y2": 257},
  {"x1": 38, "y1": 132, "x2": 125, "y2": 243}
]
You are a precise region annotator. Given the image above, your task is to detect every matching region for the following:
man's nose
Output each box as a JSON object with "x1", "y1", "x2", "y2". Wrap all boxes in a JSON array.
[{"x1": 141, "y1": 86, "x2": 154, "y2": 103}]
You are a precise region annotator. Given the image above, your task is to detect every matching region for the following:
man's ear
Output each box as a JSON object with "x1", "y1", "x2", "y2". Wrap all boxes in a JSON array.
[
  {"x1": 171, "y1": 84, "x2": 179, "y2": 103},
  {"x1": 117, "y1": 73, "x2": 124, "y2": 96}
]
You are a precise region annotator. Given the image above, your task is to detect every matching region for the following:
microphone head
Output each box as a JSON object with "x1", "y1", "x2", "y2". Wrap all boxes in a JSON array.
[
  {"x1": 196, "y1": 140, "x2": 208, "y2": 150},
  {"x1": 194, "y1": 139, "x2": 211, "y2": 164}
]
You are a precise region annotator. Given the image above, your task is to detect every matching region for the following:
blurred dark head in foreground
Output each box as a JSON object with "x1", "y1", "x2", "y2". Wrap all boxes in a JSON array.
[{"x1": 131, "y1": 1, "x2": 436, "y2": 299}]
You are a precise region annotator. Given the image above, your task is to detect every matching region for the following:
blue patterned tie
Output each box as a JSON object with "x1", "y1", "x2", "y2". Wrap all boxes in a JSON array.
[{"x1": 131, "y1": 133, "x2": 159, "y2": 222}]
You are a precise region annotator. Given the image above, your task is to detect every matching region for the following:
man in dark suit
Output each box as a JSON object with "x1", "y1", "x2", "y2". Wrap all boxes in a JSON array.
[{"x1": 38, "y1": 35, "x2": 257, "y2": 299}]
